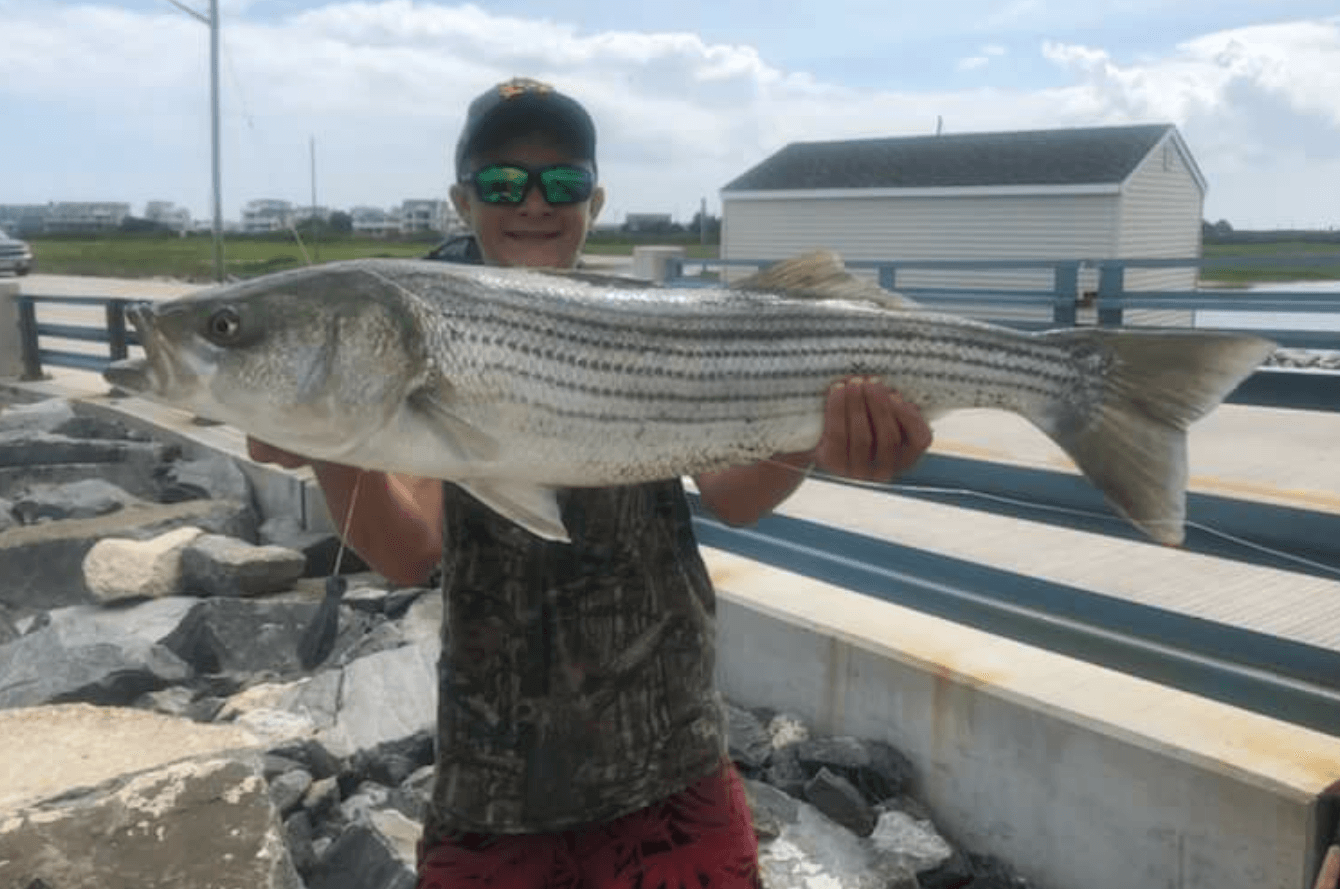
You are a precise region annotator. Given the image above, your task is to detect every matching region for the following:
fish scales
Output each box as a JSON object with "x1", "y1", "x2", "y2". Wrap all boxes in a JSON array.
[{"x1": 105, "y1": 251, "x2": 1277, "y2": 544}]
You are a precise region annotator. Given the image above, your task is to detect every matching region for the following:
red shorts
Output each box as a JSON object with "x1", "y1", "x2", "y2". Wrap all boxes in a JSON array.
[{"x1": 416, "y1": 761, "x2": 761, "y2": 889}]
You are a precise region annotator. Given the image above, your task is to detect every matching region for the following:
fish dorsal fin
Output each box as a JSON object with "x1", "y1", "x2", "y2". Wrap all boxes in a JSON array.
[
  {"x1": 456, "y1": 479, "x2": 570, "y2": 542},
  {"x1": 732, "y1": 250, "x2": 919, "y2": 310}
]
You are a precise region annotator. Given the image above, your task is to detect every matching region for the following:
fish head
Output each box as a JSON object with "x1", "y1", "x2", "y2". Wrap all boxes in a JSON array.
[{"x1": 105, "y1": 262, "x2": 432, "y2": 459}]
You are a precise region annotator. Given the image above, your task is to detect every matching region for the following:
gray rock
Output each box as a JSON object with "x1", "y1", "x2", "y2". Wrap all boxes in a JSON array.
[
  {"x1": 316, "y1": 642, "x2": 438, "y2": 759},
  {"x1": 744, "y1": 777, "x2": 800, "y2": 840},
  {"x1": 180, "y1": 533, "x2": 306, "y2": 597},
  {"x1": 82, "y1": 526, "x2": 205, "y2": 603},
  {"x1": 764, "y1": 743, "x2": 809, "y2": 798},
  {"x1": 0, "y1": 428, "x2": 168, "y2": 469},
  {"x1": 271, "y1": 768, "x2": 315, "y2": 816},
  {"x1": 303, "y1": 775, "x2": 342, "y2": 825},
  {"x1": 965, "y1": 852, "x2": 1032, "y2": 888},
  {"x1": 159, "y1": 598, "x2": 366, "y2": 679},
  {"x1": 868, "y1": 809, "x2": 955, "y2": 874},
  {"x1": 12, "y1": 478, "x2": 142, "y2": 524},
  {"x1": 158, "y1": 454, "x2": 253, "y2": 504},
  {"x1": 307, "y1": 819, "x2": 417, "y2": 889},
  {"x1": 0, "y1": 398, "x2": 76, "y2": 434},
  {"x1": 804, "y1": 767, "x2": 877, "y2": 837},
  {"x1": 795, "y1": 735, "x2": 915, "y2": 803},
  {"x1": 269, "y1": 737, "x2": 346, "y2": 782},
  {"x1": 916, "y1": 849, "x2": 976, "y2": 889},
  {"x1": 41, "y1": 596, "x2": 198, "y2": 648},
  {"x1": 0, "y1": 621, "x2": 192, "y2": 709},
  {"x1": 0, "y1": 496, "x2": 14, "y2": 533},
  {"x1": 261, "y1": 515, "x2": 370, "y2": 578},
  {"x1": 0, "y1": 499, "x2": 257, "y2": 612},
  {"x1": 0, "y1": 753, "x2": 302, "y2": 889},
  {"x1": 339, "y1": 781, "x2": 393, "y2": 825},
  {"x1": 726, "y1": 702, "x2": 773, "y2": 771},
  {"x1": 285, "y1": 810, "x2": 319, "y2": 877},
  {"x1": 758, "y1": 798, "x2": 917, "y2": 889},
  {"x1": 766, "y1": 711, "x2": 810, "y2": 749},
  {"x1": 388, "y1": 765, "x2": 435, "y2": 822}
]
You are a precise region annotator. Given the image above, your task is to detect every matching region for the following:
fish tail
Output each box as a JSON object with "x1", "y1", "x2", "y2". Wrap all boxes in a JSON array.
[{"x1": 1030, "y1": 328, "x2": 1275, "y2": 545}]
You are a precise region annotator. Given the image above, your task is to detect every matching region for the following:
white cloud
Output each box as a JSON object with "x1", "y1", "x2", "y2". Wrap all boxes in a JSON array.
[{"x1": 1, "y1": 2, "x2": 1338, "y2": 228}]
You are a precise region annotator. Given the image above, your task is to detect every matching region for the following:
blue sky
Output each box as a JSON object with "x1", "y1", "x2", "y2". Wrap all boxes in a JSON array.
[{"x1": 2, "y1": 0, "x2": 1339, "y2": 229}]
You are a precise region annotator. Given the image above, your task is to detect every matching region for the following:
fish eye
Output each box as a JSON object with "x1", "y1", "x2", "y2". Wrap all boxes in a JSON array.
[{"x1": 206, "y1": 307, "x2": 242, "y2": 343}]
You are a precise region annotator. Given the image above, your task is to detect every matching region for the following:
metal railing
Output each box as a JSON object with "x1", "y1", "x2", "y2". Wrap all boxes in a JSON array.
[{"x1": 15, "y1": 294, "x2": 140, "y2": 381}]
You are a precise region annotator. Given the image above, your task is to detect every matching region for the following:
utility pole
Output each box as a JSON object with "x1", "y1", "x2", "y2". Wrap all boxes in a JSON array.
[
  {"x1": 310, "y1": 135, "x2": 319, "y2": 263},
  {"x1": 209, "y1": 0, "x2": 223, "y2": 281},
  {"x1": 163, "y1": 0, "x2": 224, "y2": 281}
]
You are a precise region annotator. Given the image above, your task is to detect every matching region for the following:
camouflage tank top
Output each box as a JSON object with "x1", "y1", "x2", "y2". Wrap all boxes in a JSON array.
[{"x1": 419, "y1": 479, "x2": 727, "y2": 841}]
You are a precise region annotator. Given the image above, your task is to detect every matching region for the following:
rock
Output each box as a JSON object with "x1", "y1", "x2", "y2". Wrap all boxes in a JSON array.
[
  {"x1": 388, "y1": 764, "x2": 435, "y2": 822},
  {"x1": 270, "y1": 768, "x2": 314, "y2": 816},
  {"x1": 868, "y1": 809, "x2": 956, "y2": 874},
  {"x1": 758, "y1": 798, "x2": 918, "y2": 889},
  {"x1": 317, "y1": 642, "x2": 438, "y2": 759},
  {"x1": 764, "y1": 743, "x2": 809, "y2": 798},
  {"x1": 269, "y1": 737, "x2": 346, "y2": 782},
  {"x1": 744, "y1": 777, "x2": 800, "y2": 840},
  {"x1": 0, "y1": 496, "x2": 14, "y2": 533},
  {"x1": 11, "y1": 478, "x2": 142, "y2": 524},
  {"x1": 767, "y1": 711, "x2": 810, "y2": 749},
  {"x1": 180, "y1": 533, "x2": 306, "y2": 597},
  {"x1": 345, "y1": 730, "x2": 435, "y2": 792},
  {"x1": 0, "y1": 460, "x2": 165, "y2": 502},
  {"x1": 795, "y1": 735, "x2": 915, "y2": 803},
  {"x1": 0, "y1": 703, "x2": 259, "y2": 811},
  {"x1": 261, "y1": 515, "x2": 370, "y2": 578},
  {"x1": 965, "y1": 852, "x2": 1032, "y2": 888},
  {"x1": 804, "y1": 767, "x2": 877, "y2": 837},
  {"x1": 307, "y1": 818, "x2": 418, "y2": 889},
  {"x1": 41, "y1": 596, "x2": 199, "y2": 647},
  {"x1": 0, "y1": 499, "x2": 257, "y2": 612},
  {"x1": 0, "y1": 428, "x2": 169, "y2": 469},
  {"x1": 0, "y1": 621, "x2": 192, "y2": 709},
  {"x1": 285, "y1": 810, "x2": 319, "y2": 876},
  {"x1": 82, "y1": 526, "x2": 205, "y2": 602},
  {"x1": 917, "y1": 849, "x2": 976, "y2": 889},
  {"x1": 156, "y1": 454, "x2": 253, "y2": 504},
  {"x1": 303, "y1": 775, "x2": 343, "y2": 826},
  {"x1": 0, "y1": 753, "x2": 302, "y2": 889},
  {"x1": 726, "y1": 702, "x2": 773, "y2": 772},
  {"x1": 160, "y1": 597, "x2": 329, "y2": 678},
  {"x1": 0, "y1": 397, "x2": 76, "y2": 434}
]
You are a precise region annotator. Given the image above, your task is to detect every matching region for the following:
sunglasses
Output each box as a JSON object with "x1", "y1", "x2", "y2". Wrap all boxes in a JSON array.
[{"x1": 464, "y1": 163, "x2": 596, "y2": 206}]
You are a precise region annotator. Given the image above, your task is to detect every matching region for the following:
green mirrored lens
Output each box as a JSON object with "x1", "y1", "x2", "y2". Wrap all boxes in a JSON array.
[
  {"x1": 539, "y1": 167, "x2": 593, "y2": 204},
  {"x1": 475, "y1": 166, "x2": 530, "y2": 203}
]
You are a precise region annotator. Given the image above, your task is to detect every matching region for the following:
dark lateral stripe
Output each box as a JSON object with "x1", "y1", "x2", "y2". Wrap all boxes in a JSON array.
[{"x1": 470, "y1": 329, "x2": 1077, "y2": 394}]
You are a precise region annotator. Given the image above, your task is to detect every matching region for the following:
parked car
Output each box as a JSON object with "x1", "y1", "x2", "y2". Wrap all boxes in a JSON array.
[{"x1": 0, "y1": 228, "x2": 33, "y2": 276}]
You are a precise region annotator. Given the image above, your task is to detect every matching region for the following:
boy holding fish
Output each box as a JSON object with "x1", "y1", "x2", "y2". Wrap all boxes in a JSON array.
[{"x1": 248, "y1": 77, "x2": 933, "y2": 887}]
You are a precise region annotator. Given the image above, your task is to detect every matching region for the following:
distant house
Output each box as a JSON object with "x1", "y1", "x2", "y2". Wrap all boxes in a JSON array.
[
  {"x1": 399, "y1": 199, "x2": 456, "y2": 235},
  {"x1": 351, "y1": 206, "x2": 399, "y2": 237},
  {"x1": 623, "y1": 213, "x2": 674, "y2": 234},
  {"x1": 242, "y1": 199, "x2": 295, "y2": 233},
  {"x1": 43, "y1": 202, "x2": 131, "y2": 234},
  {"x1": 720, "y1": 123, "x2": 1207, "y2": 294},
  {"x1": 144, "y1": 201, "x2": 191, "y2": 232}
]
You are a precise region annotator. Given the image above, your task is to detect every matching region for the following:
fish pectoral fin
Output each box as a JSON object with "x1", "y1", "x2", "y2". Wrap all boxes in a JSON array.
[
  {"x1": 405, "y1": 387, "x2": 502, "y2": 463},
  {"x1": 456, "y1": 480, "x2": 571, "y2": 543},
  {"x1": 732, "y1": 250, "x2": 920, "y2": 310}
]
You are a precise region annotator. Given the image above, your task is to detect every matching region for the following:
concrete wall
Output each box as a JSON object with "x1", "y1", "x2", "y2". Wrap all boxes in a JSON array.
[
  {"x1": 705, "y1": 546, "x2": 1340, "y2": 889},
  {"x1": 0, "y1": 280, "x2": 23, "y2": 379}
]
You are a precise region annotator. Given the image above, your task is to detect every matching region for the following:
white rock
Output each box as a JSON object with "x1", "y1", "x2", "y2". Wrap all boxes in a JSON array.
[
  {"x1": 82, "y1": 526, "x2": 205, "y2": 602},
  {"x1": 768, "y1": 712, "x2": 811, "y2": 749}
]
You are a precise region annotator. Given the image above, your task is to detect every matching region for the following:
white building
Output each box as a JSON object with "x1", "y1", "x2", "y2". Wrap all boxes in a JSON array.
[
  {"x1": 720, "y1": 123, "x2": 1207, "y2": 295},
  {"x1": 242, "y1": 199, "x2": 296, "y2": 233},
  {"x1": 44, "y1": 202, "x2": 131, "y2": 233},
  {"x1": 144, "y1": 201, "x2": 191, "y2": 232},
  {"x1": 351, "y1": 206, "x2": 400, "y2": 237},
  {"x1": 398, "y1": 199, "x2": 455, "y2": 235}
]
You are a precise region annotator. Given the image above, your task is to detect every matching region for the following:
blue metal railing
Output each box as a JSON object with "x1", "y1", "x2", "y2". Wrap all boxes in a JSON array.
[{"x1": 15, "y1": 294, "x2": 141, "y2": 380}]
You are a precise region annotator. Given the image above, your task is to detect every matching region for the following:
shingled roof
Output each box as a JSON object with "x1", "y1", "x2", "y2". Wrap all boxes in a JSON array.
[{"x1": 722, "y1": 123, "x2": 1187, "y2": 192}]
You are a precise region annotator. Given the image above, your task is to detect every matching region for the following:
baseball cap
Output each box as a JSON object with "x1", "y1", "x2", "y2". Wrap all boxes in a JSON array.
[{"x1": 454, "y1": 77, "x2": 598, "y2": 180}]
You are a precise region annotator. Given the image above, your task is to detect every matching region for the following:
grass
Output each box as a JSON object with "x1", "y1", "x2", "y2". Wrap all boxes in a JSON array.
[
  {"x1": 28, "y1": 234, "x2": 437, "y2": 282},
  {"x1": 1200, "y1": 241, "x2": 1340, "y2": 285}
]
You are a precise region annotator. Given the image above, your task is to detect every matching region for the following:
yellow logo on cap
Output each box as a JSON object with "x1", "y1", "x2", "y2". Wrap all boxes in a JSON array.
[{"x1": 498, "y1": 77, "x2": 554, "y2": 100}]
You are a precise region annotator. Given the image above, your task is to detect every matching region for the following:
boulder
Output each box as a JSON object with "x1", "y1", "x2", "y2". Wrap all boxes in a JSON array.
[
  {"x1": 0, "y1": 499, "x2": 257, "y2": 611},
  {"x1": 156, "y1": 453, "x2": 253, "y2": 504},
  {"x1": 11, "y1": 478, "x2": 143, "y2": 524},
  {"x1": 744, "y1": 776, "x2": 800, "y2": 841},
  {"x1": 758, "y1": 797, "x2": 917, "y2": 889},
  {"x1": 726, "y1": 702, "x2": 773, "y2": 772},
  {"x1": 317, "y1": 641, "x2": 438, "y2": 759},
  {"x1": 82, "y1": 526, "x2": 205, "y2": 603},
  {"x1": 804, "y1": 767, "x2": 877, "y2": 837},
  {"x1": 0, "y1": 753, "x2": 301, "y2": 889},
  {"x1": 180, "y1": 533, "x2": 306, "y2": 597},
  {"x1": 0, "y1": 620, "x2": 192, "y2": 709},
  {"x1": 794, "y1": 735, "x2": 915, "y2": 803},
  {"x1": 306, "y1": 817, "x2": 417, "y2": 889}
]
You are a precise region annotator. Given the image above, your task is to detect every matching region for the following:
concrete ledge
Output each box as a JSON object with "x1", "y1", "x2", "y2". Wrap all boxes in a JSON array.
[{"x1": 706, "y1": 546, "x2": 1340, "y2": 889}]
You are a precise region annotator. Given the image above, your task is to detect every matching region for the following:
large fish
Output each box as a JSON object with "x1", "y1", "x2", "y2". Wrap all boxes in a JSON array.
[{"x1": 104, "y1": 251, "x2": 1275, "y2": 545}]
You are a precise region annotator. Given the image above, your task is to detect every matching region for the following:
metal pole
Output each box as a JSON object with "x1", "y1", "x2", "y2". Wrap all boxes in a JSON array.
[
  {"x1": 210, "y1": 0, "x2": 224, "y2": 282},
  {"x1": 311, "y1": 135, "x2": 319, "y2": 263}
]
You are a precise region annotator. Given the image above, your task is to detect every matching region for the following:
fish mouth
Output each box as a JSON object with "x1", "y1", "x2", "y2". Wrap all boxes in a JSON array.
[{"x1": 103, "y1": 302, "x2": 193, "y2": 398}]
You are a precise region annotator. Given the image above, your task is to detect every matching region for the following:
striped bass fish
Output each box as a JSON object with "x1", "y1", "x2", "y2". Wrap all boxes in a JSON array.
[{"x1": 104, "y1": 251, "x2": 1275, "y2": 545}]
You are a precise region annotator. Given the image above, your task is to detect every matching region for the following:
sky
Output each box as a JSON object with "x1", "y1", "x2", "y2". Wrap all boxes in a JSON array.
[{"x1": 2, "y1": 0, "x2": 1339, "y2": 229}]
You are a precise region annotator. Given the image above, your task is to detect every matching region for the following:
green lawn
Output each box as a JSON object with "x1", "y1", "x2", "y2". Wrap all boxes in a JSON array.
[
  {"x1": 1200, "y1": 241, "x2": 1340, "y2": 285},
  {"x1": 28, "y1": 235, "x2": 437, "y2": 281}
]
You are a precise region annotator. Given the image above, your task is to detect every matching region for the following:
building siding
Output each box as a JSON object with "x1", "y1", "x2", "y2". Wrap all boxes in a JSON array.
[
  {"x1": 1116, "y1": 134, "x2": 1203, "y2": 294},
  {"x1": 722, "y1": 192, "x2": 1119, "y2": 298}
]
